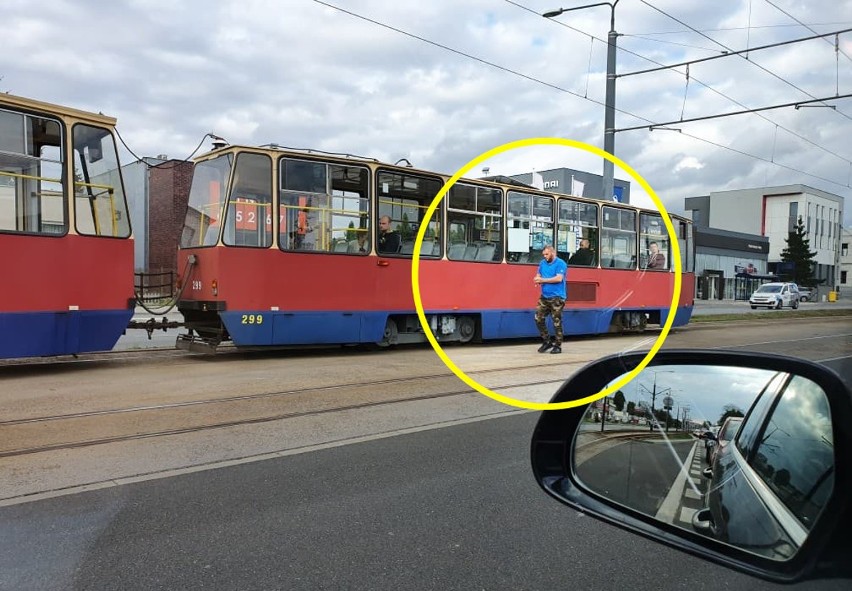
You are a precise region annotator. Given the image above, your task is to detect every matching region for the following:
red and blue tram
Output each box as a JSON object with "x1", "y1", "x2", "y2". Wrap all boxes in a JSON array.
[
  {"x1": 175, "y1": 145, "x2": 694, "y2": 351},
  {"x1": 0, "y1": 94, "x2": 134, "y2": 359}
]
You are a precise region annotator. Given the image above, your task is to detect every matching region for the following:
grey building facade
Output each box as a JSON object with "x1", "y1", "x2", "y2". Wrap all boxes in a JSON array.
[
  {"x1": 693, "y1": 226, "x2": 771, "y2": 300},
  {"x1": 510, "y1": 167, "x2": 631, "y2": 203},
  {"x1": 685, "y1": 184, "x2": 844, "y2": 290}
]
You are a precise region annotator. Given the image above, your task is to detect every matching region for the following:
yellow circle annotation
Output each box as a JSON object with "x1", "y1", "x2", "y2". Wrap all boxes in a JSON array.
[{"x1": 410, "y1": 137, "x2": 682, "y2": 411}]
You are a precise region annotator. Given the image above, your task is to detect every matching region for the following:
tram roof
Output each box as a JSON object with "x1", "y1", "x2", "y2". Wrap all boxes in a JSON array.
[
  {"x1": 0, "y1": 93, "x2": 117, "y2": 126},
  {"x1": 192, "y1": 143, "x2": 691, "y2": 220},
  {"x1": 194, "y1": 143, "x2": 557, "y2": 189}
]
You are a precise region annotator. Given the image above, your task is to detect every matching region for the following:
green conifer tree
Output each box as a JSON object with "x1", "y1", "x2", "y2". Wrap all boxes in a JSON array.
[{"x1": 780, "y1": 216, "x2": 817, "y2": 286}]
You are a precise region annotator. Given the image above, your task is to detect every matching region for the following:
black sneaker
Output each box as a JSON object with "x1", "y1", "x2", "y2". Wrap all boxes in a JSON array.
[
  {"x1": 537, "y1": 341, "x2": 553, "y2": 353},
  {"x1": 550, "y1": 345, "x2": 562, "y2": 354}
]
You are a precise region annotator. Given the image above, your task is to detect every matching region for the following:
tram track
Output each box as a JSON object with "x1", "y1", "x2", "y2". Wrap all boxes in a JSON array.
[
  {"x1": 5, "y1": 322, "x2": 846, "y2": 461},
  {"x1": 0, "y1": 365, "x2": 568, "y2": 459}
]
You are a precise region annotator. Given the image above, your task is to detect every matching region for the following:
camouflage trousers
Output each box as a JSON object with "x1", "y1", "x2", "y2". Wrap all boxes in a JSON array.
[{"x1": 535, "y1": 296, "x2": 565, "y2": 345}]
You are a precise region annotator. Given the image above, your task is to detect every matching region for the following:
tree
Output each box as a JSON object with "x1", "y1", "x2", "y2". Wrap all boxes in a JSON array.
[
  {"x1": 780, "y1": 216, "x2": 818, "y2": 286},
  {"x1": 399, "y1": 213, "x2": 414, "y2": 240},
  {"x1": 718, "y1": 404, "x2": 744, "y2": 426},
  {"x1": 346, "y1": 221, "x2": 357, "y2": 241},
  {"x1": 613, "y1": 390, "x2": 625, "y2": 412},
  {"x1": 626, "y1": 401, "x2": 636, "y2": 415}
]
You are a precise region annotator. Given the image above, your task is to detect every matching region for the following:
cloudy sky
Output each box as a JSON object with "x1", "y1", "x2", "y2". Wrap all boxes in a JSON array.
[
  {"x1": 612, "y1": 364, "x2": 777, "y2": 425},
  {"x1": 4, "y1": 0, "x2": 851, "y2": 223}
]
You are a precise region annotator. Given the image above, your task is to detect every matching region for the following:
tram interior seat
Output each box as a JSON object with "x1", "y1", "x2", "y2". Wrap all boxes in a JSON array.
[
  {"x1": 603, "y1": 254, "x2": 636, "y2": 268},
  {"x1": 448, "y1": 242, "x2": 467, "y2": 260},
  {"x1": 400, "y1": 240, "x2": 415, "y2": 255},
  {"x1": 333, "y1": 240, "x2": 349, "y2": 253},
  {"x1": 475, "y1": 242, "x2": 496, "y2": 261},
  {"x1": 347, "y1": 239, "x2": 368, "y2": 253},
  {"x1": 463, "y1": 244, "x2": 479, "y2": 260}
]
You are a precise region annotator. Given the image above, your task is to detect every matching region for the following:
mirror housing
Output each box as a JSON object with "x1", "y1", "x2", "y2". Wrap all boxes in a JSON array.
[{"x1": 530, "y1": 350, "x2": 851, "y2": 583}]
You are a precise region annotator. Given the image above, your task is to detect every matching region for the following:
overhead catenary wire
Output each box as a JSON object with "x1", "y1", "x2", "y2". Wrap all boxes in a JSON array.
[
  {"x1": 504, "y1": 0, "x2": 852, "y2": 172},
  {"x1": 616, "y1": 92, "x2": 852, "y2": 133},
  {"x1": 763, "y1": 0, "x2": 852, "y2": 64},
  {"x1": 617, "y1": 34, "x2": 727, "y2": 54},
  {"x1": 623, "y1": 21, "x2": 852, "y2": 36},
  {"x1": 617, "y1": 27, "x2": 852, "y2": 78},
  {"x1": 680, "y1": 128, "x2": 846, "y2": 188},
  {"x1": 639, "y1": 0, "x2": 852, "y2": 122},
  {"x1": 115, "y1": 127, "x2": 217, "y2": 170},
  {"x1": 313, "y1": 0, "x2": 851, "y2": 189}
]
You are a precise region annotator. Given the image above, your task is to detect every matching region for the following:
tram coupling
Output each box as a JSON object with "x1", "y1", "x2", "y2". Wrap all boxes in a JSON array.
[{"x1": 127, "y1": 317, "x2": 184, "y2": 340}]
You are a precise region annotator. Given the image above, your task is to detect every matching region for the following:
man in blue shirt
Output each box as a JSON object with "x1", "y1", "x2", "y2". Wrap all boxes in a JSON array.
[{"x1": 533, "y1": 245, "x2": 568, "y2": 354}]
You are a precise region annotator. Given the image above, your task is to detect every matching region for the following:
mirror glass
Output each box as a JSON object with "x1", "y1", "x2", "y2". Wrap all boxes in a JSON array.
[{"x1": 573, "y1": 364, "x2": 834, "y2": 562}]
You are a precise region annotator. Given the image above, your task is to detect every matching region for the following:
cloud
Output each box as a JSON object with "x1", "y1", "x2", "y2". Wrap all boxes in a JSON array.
[
  {"x1": 673, "y1": 156, "x2": 705, "y2": 172},
  {"x1": 1, "y1": 0, "x2": 849, "y2": 224}
]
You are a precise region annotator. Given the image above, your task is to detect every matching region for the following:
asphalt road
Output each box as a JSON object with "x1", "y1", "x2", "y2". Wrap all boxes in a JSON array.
[
  {"x1": 0, "y1": 412, "x2": 845, "y2": 591},
  {"x1": 0, "y1": 320, "x2": 849, "y2": 590},
  {"x1": 576, "y1": 438, "x2": 692, "y2": 516}
]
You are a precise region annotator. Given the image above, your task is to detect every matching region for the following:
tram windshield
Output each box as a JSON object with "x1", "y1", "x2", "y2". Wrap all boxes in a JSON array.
[
  {"x1": 180, "y1": 153, "x2": 233, "y2": 247},
  {"x1": 72, "y1": 124, "x2": 131, "y2": 238},
  {"x1": 0, "y1": 109, "x2": 66, "y2": 235}
]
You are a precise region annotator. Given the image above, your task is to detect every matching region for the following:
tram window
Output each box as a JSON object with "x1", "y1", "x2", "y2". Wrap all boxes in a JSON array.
[
  {"x1": 558, "y1": 199, "x2": 598, "y2": 266},
  {"x1": 639, "y1": 212, "x2": 669, "y2": 271},
  {"x1": 677, "y1": 218, "x2": 695, "y2": 273},
  {"x1": 507, "y1": 191, "x2": 553, "y2": 264},
  {"x1": 223, "y1": 153, "x2": 272, "y2": 248},
  {"x1": 280, "y1": 159, "x2": 370, "y2": 254},
  {"x1": 181, "y1": 154, "x2": 233, "y2": 247},
  {"x1": 73, "y1": 124, "x2": 131, "y2": 238},
  {"x1": 0, "y1": 110, "x2": 67, "y2": 236},
  {"x1": 447, "y1": 183, "x2": 502, "y2": 262},
  {"x1": 601, "y1": 206, "x2": 636, "y2": 269},
  {"x1": 376, "y1": 169, "x2": 442, "y2": 258},
  {"x1": 282, "y1": 160, "x2": 326, "y2": 194}
]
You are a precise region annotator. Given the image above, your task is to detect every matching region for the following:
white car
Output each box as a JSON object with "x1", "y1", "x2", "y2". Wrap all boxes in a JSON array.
[{"x1": 749, "y1": 282, "x2": 800, "y2": 310}]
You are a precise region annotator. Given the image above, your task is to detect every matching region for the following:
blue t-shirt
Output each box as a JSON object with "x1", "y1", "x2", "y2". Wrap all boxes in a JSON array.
[{"x1": 538, "y1": 257, "x2": 568, "y2": 299}]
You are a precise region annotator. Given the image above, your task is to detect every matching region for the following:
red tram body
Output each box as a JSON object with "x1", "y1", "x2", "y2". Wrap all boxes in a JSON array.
[
  {"x1": 175, "y1": 146, "x2": 695, "y2": 351},
  {"x1": 0, "y1": 95, "x2": 134, "y2": 358}
]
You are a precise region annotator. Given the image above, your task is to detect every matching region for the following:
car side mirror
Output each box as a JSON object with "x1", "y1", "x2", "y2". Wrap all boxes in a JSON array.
[{"x1": 530, "y1": 350, "x2": 851, "y2": 583}]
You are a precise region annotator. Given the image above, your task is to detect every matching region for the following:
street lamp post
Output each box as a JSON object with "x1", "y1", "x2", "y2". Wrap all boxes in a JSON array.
[{"x1": 544, "y1": 1, "x2": 620, "y2": 201}]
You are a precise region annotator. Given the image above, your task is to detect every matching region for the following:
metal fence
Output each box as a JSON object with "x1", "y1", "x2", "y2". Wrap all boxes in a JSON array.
[{"x1": 134, "y1": 271, "x2": 175, "y2": 304}]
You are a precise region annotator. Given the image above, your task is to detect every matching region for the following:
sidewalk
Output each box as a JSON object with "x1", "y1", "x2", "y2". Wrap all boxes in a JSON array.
[{"x1": 692, "y1": 294, "x2": 852, "y2": 316}]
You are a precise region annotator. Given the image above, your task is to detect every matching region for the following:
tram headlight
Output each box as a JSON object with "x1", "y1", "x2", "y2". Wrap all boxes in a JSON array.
[{"x1": 212, "y1": 279, "x2": 218, "y2": 296}]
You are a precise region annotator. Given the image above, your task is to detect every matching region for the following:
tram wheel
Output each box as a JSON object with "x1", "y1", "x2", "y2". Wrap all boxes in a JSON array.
[
  {"x1": 377, "y1": 318, "x2": 399, "y2": 347},
  {"x1": 458, "y1": 316, "x2": 476, "y2": 343}
]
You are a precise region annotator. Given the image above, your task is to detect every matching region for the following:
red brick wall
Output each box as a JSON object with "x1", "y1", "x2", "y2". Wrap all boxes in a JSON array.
[{"x1": 148, "y1": 160, "x2": 193, "y2": 274}]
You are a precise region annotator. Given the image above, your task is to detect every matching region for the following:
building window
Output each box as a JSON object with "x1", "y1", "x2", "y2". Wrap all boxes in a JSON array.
[
  {"x1": 842, "y1": 243, "x2": 848, "y2": 257},
  {"x1": 842, "y1": 270, "x2": 848, "y2": 284},
  {"x1": 692, "y1": 210, "x2": 702, "y2": 227},
  {"x1": 788, "y1": 202, "x2": 798, "y2": 233}
]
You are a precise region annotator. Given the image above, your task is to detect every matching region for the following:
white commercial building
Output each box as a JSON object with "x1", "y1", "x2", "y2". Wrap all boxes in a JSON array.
[
  {"x1": 685, "y1": 185, "x2": 845, "y2": 290},
  {"x1": 841, "y1": 227, "x2": 851, "y2": 293}
]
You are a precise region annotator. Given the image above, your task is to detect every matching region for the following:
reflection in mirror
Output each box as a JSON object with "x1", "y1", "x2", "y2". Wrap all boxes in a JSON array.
[{"x1": 573, "y1": 365, "x2": 834, "y2": 562}]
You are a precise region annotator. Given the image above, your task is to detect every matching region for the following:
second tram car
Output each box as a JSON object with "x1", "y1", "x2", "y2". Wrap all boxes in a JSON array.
[
  {"x1": 175, "y1": 144, "x2": 695, "y2": 352},
  {"x1": 0, "y1": 94, "x2": 134, "y2": 359}
]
